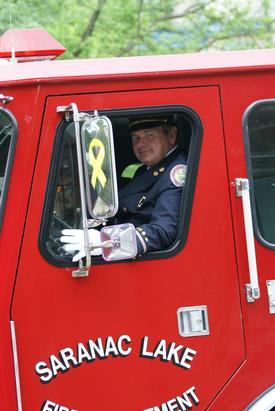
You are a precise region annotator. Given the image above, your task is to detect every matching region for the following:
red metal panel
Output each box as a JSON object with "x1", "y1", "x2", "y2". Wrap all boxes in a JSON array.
[
  {"x1": 207, "y1": 70, "x2": 275, "y2": 411},
  {"x1": 0, "y1": 85, "x2": 43, "y2": 410},
  {"x1": 11, "y1": 86, "x2": 245, "y2": 411},
  {"x1": 1, "y1": 48, "x2": 275, "y2": 84}
]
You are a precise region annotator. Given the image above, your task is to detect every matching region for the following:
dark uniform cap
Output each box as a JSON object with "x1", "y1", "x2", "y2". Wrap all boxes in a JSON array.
[{"x1": 129, "y1": 117, "x2": 171, "y2": 132}]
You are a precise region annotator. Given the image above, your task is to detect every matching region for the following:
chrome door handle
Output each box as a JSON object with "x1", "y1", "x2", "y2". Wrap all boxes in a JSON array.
[{"x1": 236, "y1": 178, "x2": 260, "y2": 302}]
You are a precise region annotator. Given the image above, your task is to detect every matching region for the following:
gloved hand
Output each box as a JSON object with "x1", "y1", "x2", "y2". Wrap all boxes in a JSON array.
[{"x1": 60, "y1": 229, "x2": 102, "y2": 262}]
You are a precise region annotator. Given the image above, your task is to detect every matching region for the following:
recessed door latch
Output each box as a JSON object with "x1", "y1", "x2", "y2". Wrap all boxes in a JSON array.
[{"x1": 177, "y1": 305, "x2": 210, "y2": 337}]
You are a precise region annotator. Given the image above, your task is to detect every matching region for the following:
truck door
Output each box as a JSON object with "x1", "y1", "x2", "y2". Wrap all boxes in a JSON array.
[{"x1": 11, "y1": 86, "x2": 245, "y2": 411}]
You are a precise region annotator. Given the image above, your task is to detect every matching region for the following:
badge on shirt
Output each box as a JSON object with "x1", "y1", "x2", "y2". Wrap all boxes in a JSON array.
[{"x1": 170, "y1": 164, "x2": 187, "y2": 187}]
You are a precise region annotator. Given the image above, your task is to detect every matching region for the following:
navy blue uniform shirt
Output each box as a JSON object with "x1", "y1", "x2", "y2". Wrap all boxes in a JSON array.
[{"x1": 117, "y1": 147, "x2": 187, "y2": 255}]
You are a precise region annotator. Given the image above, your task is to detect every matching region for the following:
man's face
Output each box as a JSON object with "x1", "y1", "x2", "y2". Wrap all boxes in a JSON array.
[{"x1": 131, "y1": 126, "x2": 177, "y2": 167}]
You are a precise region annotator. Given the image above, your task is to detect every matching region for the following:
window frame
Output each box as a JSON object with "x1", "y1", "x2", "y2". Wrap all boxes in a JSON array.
[
  {"x1": 39, "y1": 104, "x2": 203, "y2": 266},
  {"x1": 0, "y1": 107, "x2": 18, "y2": 230},
  {"x1": 243, "y1": 98, "x2": 275, "y2": 249}
]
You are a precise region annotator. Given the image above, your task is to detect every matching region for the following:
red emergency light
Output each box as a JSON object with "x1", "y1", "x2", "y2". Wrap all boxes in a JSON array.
[{"x1": 0, "y1": 28, "x2": 66, "y2": 62}]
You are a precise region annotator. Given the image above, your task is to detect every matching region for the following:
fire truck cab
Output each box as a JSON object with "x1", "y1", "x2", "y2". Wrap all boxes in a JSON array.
[{"x1": 1, "y1": 29, "x2": 275, "y2": 411}]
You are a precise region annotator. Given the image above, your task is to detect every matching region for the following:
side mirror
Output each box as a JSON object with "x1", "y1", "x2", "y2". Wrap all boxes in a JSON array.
[
  {"x1": 100, "y1": 223, "x2": 137, "y2": 261},
  {"x1": 81, "y1": 114, "x2": 118, "y2": 220},
  {"x1": 56, "y1": 104, "x2": 126, "y2": 277}
]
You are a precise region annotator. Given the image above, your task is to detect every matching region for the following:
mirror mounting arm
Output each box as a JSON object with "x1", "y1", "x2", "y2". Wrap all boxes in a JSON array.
[
  {"x1": 57, "y1": 103, "x2": 92, "y2": 277},
  {"x1": 87, "y1": 218, "x2": 107, "y2": 228},
  {"x1": 90, "y1": 239, "x2": 120, "y2": 250}
]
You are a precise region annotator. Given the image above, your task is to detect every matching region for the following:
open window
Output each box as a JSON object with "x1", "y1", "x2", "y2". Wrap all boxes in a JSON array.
[
  {"x1": 39, "y1": 105, "x2": 202, "y2": 266},
  {"x1": 0, "y1": 107, "x2": 17, "y2": 229},
  {"x1": 244, "y1": 99, "x2": 275, "y2": 248}
]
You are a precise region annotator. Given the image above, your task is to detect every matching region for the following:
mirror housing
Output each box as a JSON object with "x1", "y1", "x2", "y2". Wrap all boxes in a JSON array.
[
  {"x1": 100, "y1": 223, "x2": 137, "y2": 261},
  {"x1": 81, "y1": 114, "x2": 118, "y2": 221}
]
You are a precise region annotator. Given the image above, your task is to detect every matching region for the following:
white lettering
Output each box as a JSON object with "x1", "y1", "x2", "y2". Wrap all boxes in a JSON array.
[
  {"x1": 179, "y1": 348, "x2": 197, "y2": 369},
  {"x1": 36, "y1": 335, "x2": 133, "y2": 383},
  {"x1": 166, "y1": 342, "x2": 184, "y2": 364},
  {"x1": 105, "y1": 336, "x2": 119, "y2": 357},
  {"x1": 41, "y1": 400, "x2": 78, "y2": 411},
  {"x1": 77, "y1": 342, "x2": 92, "y2": 363},
  {"x1": 176, "y1": 392, "x2": 193, "y2": 410},
  {"x1": 140, "y1": 336, "x2": 154, "y2": 357},
  {"x1": 143, "y1": 386, "x2": 199, "y2": 411},
  {"x1": 35, "y1": 362, "x2": 53, "y2": 383},
  {"x1": 59, "y1": 348, "x2": 78, "y2": 369},
  {"x1": 50, "y1": 355, "x2": 67, "y2": 377},
  {"x1": 185, "y1": 386, "x2": 199, "y2": 404},
  {"x1": 35, "y1": 335, "x2": 196, "y2": 385},
  {"x1": 117, "y1": 335, "x2": 132, "y2": 356},
  {"x1": 167, "y1": 398, "x2": 178, "y2": 410},
  {"x1": 41, "y1": 400, "x2": 56, "y2": 411},
  {"x1": 153, "y1": 340, "x2": 167, "y2": 360},
  {"x1": 88, "y1": 338, "x2": 105, "y2": 359},
  {"x1": 140, "y1": 337, "x2": 196, "y2": 370}
]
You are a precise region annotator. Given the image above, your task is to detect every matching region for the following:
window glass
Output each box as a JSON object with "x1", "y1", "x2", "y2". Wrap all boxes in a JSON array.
[
  {"x1": 0, "y1": 108, "x2": 17, "y2": 229},
  {"x1": 44, "y1": 122, "x2": 82, "y2": 258},
  {"x1": 40, "y1": 106, "x2": 202, "y2": 265},
  {"x1": 244, "y1": 100, "x2": 275, "y2": 246}
]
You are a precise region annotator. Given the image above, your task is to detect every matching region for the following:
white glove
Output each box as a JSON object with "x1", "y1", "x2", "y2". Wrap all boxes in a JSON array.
[{"x1": 60, "y1": 229, "x2": 102, "y2": 262}]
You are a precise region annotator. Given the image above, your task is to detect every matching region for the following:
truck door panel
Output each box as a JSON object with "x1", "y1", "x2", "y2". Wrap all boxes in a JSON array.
[{"x1": 11, "y1": 86, "x2": 245, "y2": 411}]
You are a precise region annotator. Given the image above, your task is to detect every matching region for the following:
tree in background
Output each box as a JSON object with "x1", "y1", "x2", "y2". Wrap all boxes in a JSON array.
[{"x1": 0, "y1": 0, "x2": 274, "y2": 59}]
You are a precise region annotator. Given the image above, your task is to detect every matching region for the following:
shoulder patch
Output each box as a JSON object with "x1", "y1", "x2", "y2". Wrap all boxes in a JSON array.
[{"x1": 170, "y1": 164, "x2": 187, "y2": 187}]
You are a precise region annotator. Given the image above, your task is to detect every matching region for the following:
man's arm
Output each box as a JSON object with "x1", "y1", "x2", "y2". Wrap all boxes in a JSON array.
[{"x1": 134, "y1": 183, "x2": 183, "y2": 255}]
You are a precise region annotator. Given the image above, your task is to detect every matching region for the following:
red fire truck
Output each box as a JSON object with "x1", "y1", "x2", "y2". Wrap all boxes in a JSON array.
[{"x1": 0, "y1": 28, "x2": 275, "y2": 411}]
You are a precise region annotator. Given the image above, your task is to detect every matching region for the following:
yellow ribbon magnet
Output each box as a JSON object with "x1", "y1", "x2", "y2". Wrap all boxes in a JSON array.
[{"x1": 88, "y1": 138, "x2": 107, "y2": 189}]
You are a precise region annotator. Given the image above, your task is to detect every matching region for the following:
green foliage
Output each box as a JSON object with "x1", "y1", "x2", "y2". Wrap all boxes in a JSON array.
[{"x1": 0, "y1": 0, "x2": 275, "y2": 59}]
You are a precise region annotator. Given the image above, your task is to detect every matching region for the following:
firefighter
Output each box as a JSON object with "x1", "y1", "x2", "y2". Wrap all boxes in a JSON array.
[{"x1": 60, "y1": 116, "x2": 187, "y2": 260}]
